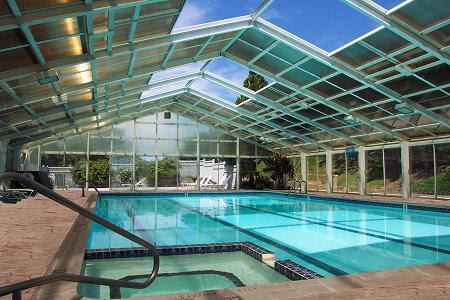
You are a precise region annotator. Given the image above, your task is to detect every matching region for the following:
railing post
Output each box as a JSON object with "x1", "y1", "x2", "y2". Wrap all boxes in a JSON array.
[{"x1": 12, "y1": 290, "x2": 21, "y2": 300}]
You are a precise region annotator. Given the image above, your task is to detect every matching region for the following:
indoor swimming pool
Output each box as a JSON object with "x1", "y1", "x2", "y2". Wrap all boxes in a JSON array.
[{"x1": 85, "y1": 192, "x2": 450, "y2": 278}]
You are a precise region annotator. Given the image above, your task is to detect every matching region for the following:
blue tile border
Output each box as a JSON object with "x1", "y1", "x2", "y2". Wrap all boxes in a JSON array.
[
  {"x1": 84, "y1": 242, "x2": 272, "y2": 262},
  {"x1": 275, "y1": 260, "x2": 323, "y2": 281}
]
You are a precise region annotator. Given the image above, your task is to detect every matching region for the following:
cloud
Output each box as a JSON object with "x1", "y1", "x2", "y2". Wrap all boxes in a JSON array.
[{"x1": 173, "y1": 1, "x2": 211, "y2": 29}]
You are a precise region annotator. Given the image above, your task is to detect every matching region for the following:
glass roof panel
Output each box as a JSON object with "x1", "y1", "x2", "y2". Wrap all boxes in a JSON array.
[{"x1": 261, "y1": 0, "x2": 379, "y2": 51}]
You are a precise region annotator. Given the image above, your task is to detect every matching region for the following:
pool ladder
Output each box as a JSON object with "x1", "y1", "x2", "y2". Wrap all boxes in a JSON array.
[
  {"x1": 0, "y1": 172, "x2": 160, "y2": 300},
  {"x1": 288, "y1": 180, "x2": 308, "y2": 196}
]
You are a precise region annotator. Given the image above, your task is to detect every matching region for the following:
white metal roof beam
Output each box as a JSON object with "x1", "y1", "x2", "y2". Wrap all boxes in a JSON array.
[
  {"x1": 254, "y1": 19, "x2": 449, "y2": 132},
  {"x1": 224, "y1": 52, "x2": 407, "y2": 141},
  {"x1": 340, "y1": 0, "x2": 449, "y2": 62},
  {"x1": 188, "y1": 88, "x2": 332, "y2": 150},
  {"x1": 202, "y1": 71, "x2": 364, "y2": 145},
  {"x1": 252, "y1": 0, "x2": 275, "y2": 20}
]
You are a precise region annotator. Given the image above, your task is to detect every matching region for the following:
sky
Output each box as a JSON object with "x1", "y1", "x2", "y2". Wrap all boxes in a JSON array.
[{"x1": 146, "y1": 0, "x2": 406, "y2": 103}]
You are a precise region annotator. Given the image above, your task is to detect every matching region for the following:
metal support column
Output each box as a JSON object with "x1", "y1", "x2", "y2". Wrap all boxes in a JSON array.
[
  {"x1": 301, "y1": 153, "x2": 307, "y2": 182},
  {"x1": 400, "y1": 141, "x2": 411, "y2": 198},
  {"x1": 358, "y1": 146, "x2": 367, "y2": 196},
  {"x1": 326, "y1": 150, "x2": 333, "y2": 193}
]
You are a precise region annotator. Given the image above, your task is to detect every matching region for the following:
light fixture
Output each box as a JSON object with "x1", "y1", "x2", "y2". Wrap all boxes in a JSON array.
[
  {"x1": 52, "y1": 94, "x2": 68, "y2": 105},
  {"x1": 343, "y1": 115, "x2": 360, "y2": 125},
  {"x1": 395, "y1": 103, "x2": 415, "y2": 114}
]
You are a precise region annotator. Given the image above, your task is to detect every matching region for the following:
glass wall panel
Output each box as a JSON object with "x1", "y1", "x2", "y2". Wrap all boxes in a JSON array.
[
  {"x1": 88, "y1": 155, "x2": 110, "y2": 188},
  {"x1": 178, "y1": 125, "x2": 196, "y2": 139},
  {"x1": 110, "y1": 155, "x2": 133, "y2": 189},
  {"x1": 200, "y1": 141, "x2": 217, "y2": 156},
  {"x1": 157, "y1": 157, "x2": 178, "y2": 190},
  {"x1": 257, "y1": 146, "x2": 273, "y2": 157},
  {"x1": 135, "y1": 139, "x2": 156, "y2": 155},
  {"x1": 178, "y1": 157, "x2": 198, "y2": 190},
  {"x1": 307, "y1": 156, "x2": 317, "y2": 191},
  {"x1": 178, "y1": 140, "x2": 196, "y2": 156},
  {"x1": 219, "y1": 158, "x2": 237, "y2": 190},
  {"x1": 219, "y1": 141, "x2": 235, "y2": 156},
  {"x1": 112, "y1": 121, "x2": 133, "y2": 137},
  {"x1": 135, "y1": 156, "x2": 156, "y2": 189},
  {"x1": 41, "y1": 140, "x2": 64, "y2": 152},
  {"x1": 239, "y1": 141, "x2": 255, "y2": 156},
  {"x1": 65, "y1": 135, "x2": 87, "y2": 152},
  {"x1": 317, "y1": 155, "x2": 327, "y2": 191},
  {"x1": 367, "y1": 149, "x2": 384, "y2": 195},
  {"x1": 240, "y1": 158, "x2": 256, "y2": 189},
  {"x1": 347, "y1": 152, "x2": 359, "y2": 193},
  {"x1": 112, "y1": 139, "x2": 133, "y2": 154},
  {"x1": 332, "y1": 153, "x2": 346, "y2": 193},
  {"x1": 90, "y1": 137, "x2": 111, "y2": 153},
  {"x1": 29, "y1": 148, "x2": 39, "y2": 171},
  {"x1": 435, "y1": 143, "x2": 450, "y2": 199},
  {"x1": 135, "y1": 123, "x2": 156, "y2": 138},
  {"x1": 156, "y1": 140, "x2": 177, "y2": 156},
  {"x1": 288, "y1": 157, "x2": 301, "y2": 189},
  {"x1": 65, "y1": 154, "x2": 86, "y2": 189},
  {"x1": 384, "y1": 148, "x2": 402, "y2": 195},
  {"x1": 41, "y1": 154, "x2": 65, "y2": 189},
  {"x1": 410, "y1": 145, "x2": 434, "y2": 197}
]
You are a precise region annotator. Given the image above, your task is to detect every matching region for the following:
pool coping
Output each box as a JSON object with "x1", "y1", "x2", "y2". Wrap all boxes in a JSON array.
[{"x1": 99, "y1": 190, "x2": 450, "y2": 213}]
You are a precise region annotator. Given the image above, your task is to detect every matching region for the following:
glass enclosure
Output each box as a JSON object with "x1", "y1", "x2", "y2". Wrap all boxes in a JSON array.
[{"x1": 23, "y1": 112, "x2": 270, "y2": 190}]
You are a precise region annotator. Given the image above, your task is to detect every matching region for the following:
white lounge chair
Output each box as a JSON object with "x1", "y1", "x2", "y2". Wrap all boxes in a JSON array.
[{"x1": 121, "y1": 178, "x2": 146, "y2": 189}]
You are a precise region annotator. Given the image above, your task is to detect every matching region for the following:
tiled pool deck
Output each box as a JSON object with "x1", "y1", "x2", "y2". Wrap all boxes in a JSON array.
[{"x1": 1, "y1": 190, "x2": 450, "y2": 299}]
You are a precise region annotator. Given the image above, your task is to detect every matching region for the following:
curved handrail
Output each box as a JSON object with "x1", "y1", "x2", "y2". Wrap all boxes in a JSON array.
[
  {"x1": 288, "y1": 179, "x2": 308, "y2": 195},
  {"x1": 0, "y1": 172, "x2": 159, "y2": 297}
]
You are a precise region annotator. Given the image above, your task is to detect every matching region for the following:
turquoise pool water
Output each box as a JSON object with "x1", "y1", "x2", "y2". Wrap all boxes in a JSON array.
[
  {"x1": 87, "y1": 193, "x2": 450, "y2": 276},
  {"x1": 79, "y1": 252, "x2": 288, "y2": 298}
]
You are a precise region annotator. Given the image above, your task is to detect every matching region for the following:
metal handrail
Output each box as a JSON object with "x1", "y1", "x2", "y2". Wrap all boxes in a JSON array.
[
  {"x1": 288, "y1": 179, "x2": 307, "y2": 195},
  {"x1": 80, "y1": 179, "x2": 101, "y2": 200},
  {"x1": 0, "y1": 172, "x2": 159, "y2": 298}
]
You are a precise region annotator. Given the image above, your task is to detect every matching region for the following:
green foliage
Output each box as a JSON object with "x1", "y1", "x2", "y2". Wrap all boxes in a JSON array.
[
  {"x1": 119, "y1": 168, "x2": 132, "y2": 184},
  {"x1": 70, "y1": 157, "x2": 110, "y2": 186},
  {"x1": 135, "y1": 157, "x2": 177, "y2": 182},
  {"x1": 236, "y1": 71, "x2": 268, "y2": 105},
  {"x1": 263, "y1": 153, "x2": 294, "y2": 190},
  {"x1": 412, "y1": 172, "x2": 450, "y2": 195}
]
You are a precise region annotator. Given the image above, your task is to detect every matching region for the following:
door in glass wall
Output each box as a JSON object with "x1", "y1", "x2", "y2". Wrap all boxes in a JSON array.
[
  {"x1": 332, "y1": 153, "x2": 346, "y2": 193},
  {"x1": 65, "y1": 154, "x2": 87, "y2": 189},
  {"x1": 384, "y1": 148, "x2": 402, "y2": 195},
  {"x1": 317, "y1": 155, "x2": 327, "y2": 191},
  {"x1": 219, "y1": 158, "x2": 237, "y2": 190},
  {"x1": 157, "y1": 156, "x2": 178, "y2": 190},
  {"x1": 346, "y1": 151, "x2": 359, "y2": 193},
  {"x1": 110, "y1": 155, "x2": 133, "y2": 189},
  {"x1": 307, "y1": 156, "x2": 317, "y2": 191},
  {"x1": 135, "y1": 156, "x2": 156, "y2": 190},
  {"x1": 240, "y1": 158, "x2": 257, "y2": 189},
  {"x1": 435, "y1": 143, "x2": 450, "y2": 199},
  {"x1": 178, "y1": 156, "x2": 198, "y2": 190},
  {"x1": 367, "y1": 149, "x2": 384, "y2": 195},
  {"x1": 41, "y1": 153, "x2": 65, "y2": 189},
  {"x1": 410, "y1": 145, "x2": 434, "y2": 198}
]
